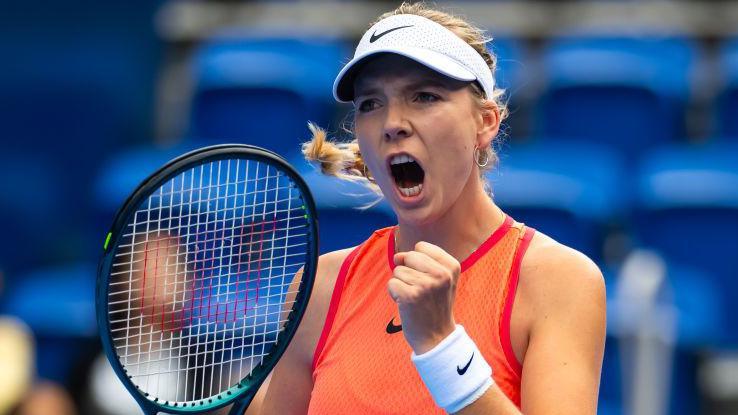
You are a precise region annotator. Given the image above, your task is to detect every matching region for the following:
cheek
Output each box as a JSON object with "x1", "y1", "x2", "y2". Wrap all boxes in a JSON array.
[
  {"x1": 430, "y1": 126, "x2": 474, "y2": 172},
  {"x1": 444, "y1": 145, "x2": 473, "y2": 181},
  {"x1": 355, "y1": 117, "x2": 390, "y2": 179},
  {"x1": 356, "y1": 136, "x2": 383, "y2": 178},
  {"x1": 426, "y1": 130, "x2": 476, "y2": 194}
]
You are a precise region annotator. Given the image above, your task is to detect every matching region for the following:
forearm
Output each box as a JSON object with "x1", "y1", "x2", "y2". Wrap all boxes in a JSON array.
[{"x1": 453, "y1": 382, "x2": 521, "y2": 415}]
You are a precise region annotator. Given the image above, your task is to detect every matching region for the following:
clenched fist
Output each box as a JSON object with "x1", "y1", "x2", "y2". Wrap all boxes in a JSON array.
[{"x1": 388, "y1": 241, "x2": 461, "y2": 355}]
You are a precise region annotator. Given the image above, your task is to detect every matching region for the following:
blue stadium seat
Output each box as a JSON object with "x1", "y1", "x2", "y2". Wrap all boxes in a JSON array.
[
  {"x1": 666, "y1": 264, "x2": 721, "y2": 415},
  {"x1": 188, "y1": 31, "x2": 349, "y2": 160},
  {"x1": 487, "y1": 37, "x2": 532, "y2": 138},
  {"x1": 717, "y1": 38, "x2": 738, "y2": 138},
  {"x1": 91, "y1": 143, "x2": 201, "y2": 245},
  {"x1": 489, "y1": 140, "x2": 626, "y2": 259},
  {"x1": 537, "y1": 36, "x2": 698, "y2": 156},
  {"x1": 636, "y1": 143, "x2": 738, "y2": 346},
  {"x1": 93, "y1": 144, "x2": 197, "y2": 214},
  {"x1": 669, "y1": 265, "x2": 723, "y2": 348},
  {"x1": 487, "y1": 37, "x2": 529, "y2": 96},
  {"x1": 599, "y1": 266, "x2": 623, "y2": 415},
  {"x1": 0, "y1": 153, "x2": 67, "y2": 275},
  {"x1": 598, "y1": 337, "x2": 623, "y2": 415},
  {"x1": 597, "y1": 401, "x2": 622, "y2": 415}
]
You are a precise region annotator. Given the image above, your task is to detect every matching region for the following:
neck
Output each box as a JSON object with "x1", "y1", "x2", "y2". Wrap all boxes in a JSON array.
[{"x1": 394, "y1": 175, "x2": 505, "y2": 263}]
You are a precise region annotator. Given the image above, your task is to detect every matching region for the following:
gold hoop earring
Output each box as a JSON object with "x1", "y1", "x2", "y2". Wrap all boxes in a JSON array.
[{"x1": 474, "y1": 146, "x2": 490, "y2": 168}]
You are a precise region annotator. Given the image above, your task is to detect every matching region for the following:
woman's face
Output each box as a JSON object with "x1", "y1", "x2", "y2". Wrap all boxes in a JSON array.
[{"x1": 353, "y1": 55, "x2": 496, "y2": 226}]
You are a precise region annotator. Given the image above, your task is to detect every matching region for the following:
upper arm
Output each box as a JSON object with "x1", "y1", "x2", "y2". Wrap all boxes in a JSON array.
[
  {"x1": 250, "y1": 247, "x2": 355, "y2": 415},
  {"x1": 518, "y1": 239, "x2": 606, "y2": 415}
]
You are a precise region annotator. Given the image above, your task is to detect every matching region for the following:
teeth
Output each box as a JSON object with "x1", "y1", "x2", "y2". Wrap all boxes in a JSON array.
[
  {"x1": 390, "y1": 154, "x2": 415, "y2": 165},
  {"x1": 399, "y1": 183, "x2": 423, "y2": 197}
]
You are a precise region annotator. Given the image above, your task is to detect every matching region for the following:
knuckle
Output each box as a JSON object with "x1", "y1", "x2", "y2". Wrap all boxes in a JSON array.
[
  {"x1": 439, "y1": 274, "x2": 452, "y2": 288},
  {"x1": 387, "y1": 280, "x2": 401, "y2": 296},
  {"x1": 407, "y1": 290, "x2": 421, "y2": 303},
  {"x1": 429, "y1": 276, "x2": 449, "y2": 291},
  {"x1": 408, "y1": 282, "x2": 430, "y2": 303},
  {"x1": 445, "y1": 267, "x2": 456, "y2": 281},
  {"x1": 416, "y1": 280, "x2": 431, "y2": 292}
]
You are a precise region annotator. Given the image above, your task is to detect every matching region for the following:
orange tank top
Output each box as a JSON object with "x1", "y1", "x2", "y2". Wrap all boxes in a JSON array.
[{"x1": 308, "y1": 215, "x2": 535, "y2": 414}]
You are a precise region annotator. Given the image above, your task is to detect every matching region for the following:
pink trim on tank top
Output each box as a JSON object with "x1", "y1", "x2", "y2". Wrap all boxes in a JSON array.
[
  {"x1": 500, "y1": 226, "x2": 535, "y2": 378},
  {"x1": 311, "y1": 245, "x2": 362, "y2": 372}
]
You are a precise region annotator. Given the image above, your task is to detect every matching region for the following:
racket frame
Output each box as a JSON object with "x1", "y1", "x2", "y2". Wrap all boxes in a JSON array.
[{"x1": 96, "y1": 144, "x2": 319, "y2": 414}]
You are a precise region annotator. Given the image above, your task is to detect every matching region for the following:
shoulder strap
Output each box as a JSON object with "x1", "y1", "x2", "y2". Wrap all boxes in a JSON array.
[
  {"x1": 311, "y1": 245, "x2": 362, "y2": 372},
  {"x1": 499, "y1": 222, "x2": 535, "y2": 377}
]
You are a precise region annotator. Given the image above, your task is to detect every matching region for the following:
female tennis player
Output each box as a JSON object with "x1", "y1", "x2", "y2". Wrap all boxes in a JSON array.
[{"x1": 252, "y1": 3, "x2": 606, "y2": 414}]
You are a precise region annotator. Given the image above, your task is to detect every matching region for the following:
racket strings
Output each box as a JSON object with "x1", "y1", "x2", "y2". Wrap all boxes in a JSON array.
[
  {"x1": 115, "y1": 225, "x2": 308, "y2": 256},
  {"x1": 143, "y1": 172, "x2": 285, "y2": 199},
  {"x1": 110, "y1": 295, "x2": 300, "y2": 339},
  {"x1": 108, "y1": 276, "x2": 302, "y2": 311},
  {"x1": 107, "y1": 158, "x2": 311, "y2": 405},
  {"x1": 109, "y1": 239, "x2": 308, "y2": 277},
  {"x1": 119, "y1": 195, "x2": 305, "y2": 238},
  {"x1": 108, "y1": 279, "x2": 302, "y2": 332}
]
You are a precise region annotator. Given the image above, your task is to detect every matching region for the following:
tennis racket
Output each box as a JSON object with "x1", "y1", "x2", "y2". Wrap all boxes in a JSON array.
[{"x1": 96, "y1": 144, "x2": 318, "y2": 414}]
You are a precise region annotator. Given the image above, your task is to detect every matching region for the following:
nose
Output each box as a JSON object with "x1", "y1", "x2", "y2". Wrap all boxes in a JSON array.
[{"x1": 383, "y1": 101, "x2": 412, "y2": 141}]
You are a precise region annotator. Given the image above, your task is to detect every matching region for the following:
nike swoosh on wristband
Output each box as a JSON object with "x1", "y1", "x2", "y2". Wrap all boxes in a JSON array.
[
  {"x1": 369, "y1": 25, "x2": 413, "y2": 43},
  {"x1": 386, "y1": 317, "x2": 403, "y2": 334},
  {"x1": 457, "y1": 352, "x2": 474, "y2": 375}
]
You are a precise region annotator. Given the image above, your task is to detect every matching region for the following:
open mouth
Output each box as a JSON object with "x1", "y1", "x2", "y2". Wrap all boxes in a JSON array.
[{"x1": 389, "y1": 154, "x2": 425, "y2": 197}]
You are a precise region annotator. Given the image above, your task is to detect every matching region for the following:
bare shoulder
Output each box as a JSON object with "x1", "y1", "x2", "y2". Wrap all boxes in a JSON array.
[
  {"x1": 304, "y1": 246, "x2": 357, "y2": 318},
  {"x1": 311, "y1": 247, "x2": 357, "y2": 308},
  {"x1": 518, "y1": 230, "x2": 606, "y2": 323},
  {"x1": 317, "y1": 247, "x2": 356, "y2": 283},
  {"x1": 292, "y1": 246, "x2": 356, "y2": 317},
  {"x1": 512, "y1": 231, "x2": 607, "y2": 412},
  {"x1": 522, "y1": 230, "x2": 604, "y2": 284}
]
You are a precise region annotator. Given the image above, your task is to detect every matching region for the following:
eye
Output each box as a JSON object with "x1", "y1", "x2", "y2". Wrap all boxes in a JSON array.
[
  {"x1": 356, "y1": 98, "x2": 380, "y2": 113},
  {"x1": 415, "y1": 92, "x2": 440, "y2": 103}
]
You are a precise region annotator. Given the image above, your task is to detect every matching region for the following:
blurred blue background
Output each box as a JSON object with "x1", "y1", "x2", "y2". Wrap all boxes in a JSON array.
[{"x1": 0, "y1": 1, "x2": 737, "y2": 414}]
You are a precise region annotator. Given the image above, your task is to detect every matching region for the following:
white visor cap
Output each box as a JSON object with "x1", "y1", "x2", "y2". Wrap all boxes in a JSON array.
[{"x1": 333, "y1": 14, "x2": 495, "y2": 103}]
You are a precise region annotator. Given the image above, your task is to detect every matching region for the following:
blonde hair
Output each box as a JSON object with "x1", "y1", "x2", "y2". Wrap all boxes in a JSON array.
[{"x1": 302, "y1": 1, "x2": 508, "y2": 195}]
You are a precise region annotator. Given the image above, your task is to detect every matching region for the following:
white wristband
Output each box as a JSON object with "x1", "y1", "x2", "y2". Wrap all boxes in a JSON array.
[{"x1": 411, "y1": 325, "x2": 494, "y2": 413}]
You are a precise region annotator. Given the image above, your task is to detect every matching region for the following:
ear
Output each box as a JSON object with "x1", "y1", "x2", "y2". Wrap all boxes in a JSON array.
[{"x1": 475, "y1": 101, "x2": 500, "y2": 148}]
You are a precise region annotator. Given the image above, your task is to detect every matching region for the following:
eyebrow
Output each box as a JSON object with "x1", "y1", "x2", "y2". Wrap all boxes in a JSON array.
[
  {"x1": 354, "y1": 85, "x2": 381, "y2": 98},
  {"x1": 354, "y1": 77, "x2": 452, "y2": 98}
]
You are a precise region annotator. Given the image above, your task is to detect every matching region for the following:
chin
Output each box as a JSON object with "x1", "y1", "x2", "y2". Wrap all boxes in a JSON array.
[{"x1": 394, "y1": 203, "x2": 439, "y2": 227}]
